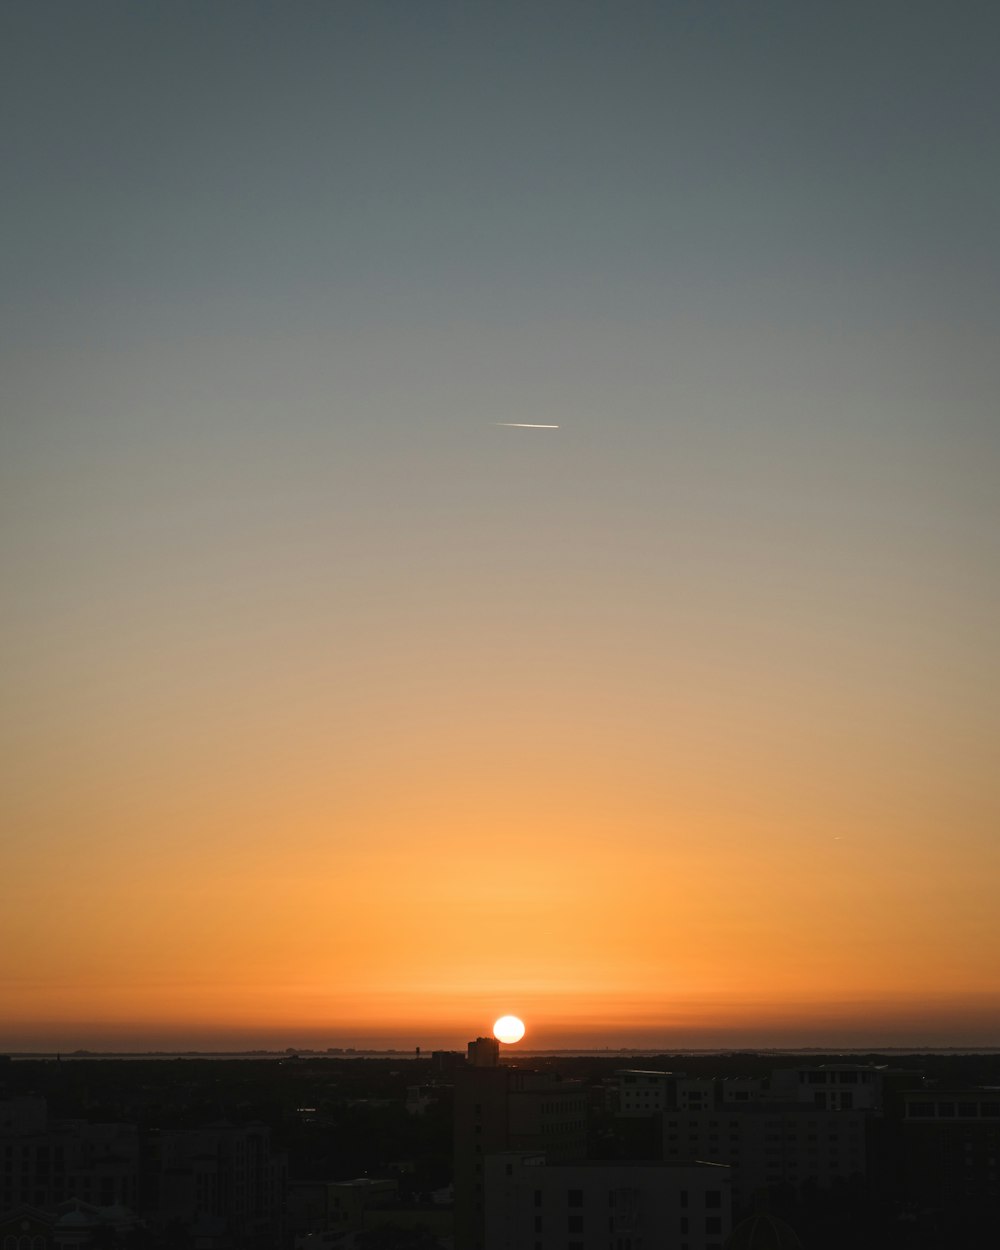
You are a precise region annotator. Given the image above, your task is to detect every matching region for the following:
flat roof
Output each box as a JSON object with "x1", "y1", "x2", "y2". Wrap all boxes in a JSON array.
[{"x1": 488, "y1": 1152, "x2": 730, "y2": 1169}]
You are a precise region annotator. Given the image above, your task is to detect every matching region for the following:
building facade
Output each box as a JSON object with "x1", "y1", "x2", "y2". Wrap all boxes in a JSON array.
[
  {"x1": 454, "y1": 1045, "x2": 588, "y2": 1250},
  {"x1": 484, "y1": 1152, "x2": 731, "y2": 1250},
  {"x1": 661, "y1": 1104, "x2": 867, "y2": 1213}
]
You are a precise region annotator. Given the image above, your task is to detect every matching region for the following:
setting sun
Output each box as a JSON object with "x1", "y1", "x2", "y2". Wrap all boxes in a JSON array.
[{"x1": 493, "y1": 1015, "x2": 526, "y2": 1044}]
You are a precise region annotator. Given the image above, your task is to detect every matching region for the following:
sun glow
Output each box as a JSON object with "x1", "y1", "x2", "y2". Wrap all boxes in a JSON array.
[{"x1": 493, "y1": 1014, "x2": 526, "y2": 1044}]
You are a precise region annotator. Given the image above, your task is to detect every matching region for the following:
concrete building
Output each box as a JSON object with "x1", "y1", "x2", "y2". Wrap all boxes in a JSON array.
[
  {"x1": 0, "y1": 1096, "x2": 288, "y2": 1247},
  {"x1": 0, "y1": 1198, "x2": 142, "y2": 1249},
  {"x1": 718, "y1": 1079, "x2": 764, "y2": 1107},
  {"x1": 145, "y1": 1121, "x2": 286, "y2": 1247},
  {"x1": 468, "y1": 1037, "x2": 501, "y2": 1068},
  {"x1": 287, "y1": 1177, "x2": 398, "y2": 1239},
  {"x1": 899, "y1": 1087, "x2": 1000, "y2": 1209},
  {"x1": 0, "y1": 1097, "x2": 139, "y2": 1213},
  {"x1": 767, "y1": 1064, "x2": 887, "y2": 1112},
  {"x1": 405, "y1": 1085, "x2": 436, "y2": 1116},
  {"x1": 454, "y1": 1043, "x2": 587, "y2": 1250},
  {"x1": 484, "y1": 1151, "x2": 731, "y2": 1250},
  {"x1": 662, "y1": 1104, "x2": 867, "y2": 1214},
  {"x1": 611, "y1": 1073, "x2": 765, "y2": 1118},
  {"x1": 675, "y1": 1079, "x2": 715, "y2": 1113},
  {"x1": 614, "y1": 1071, "x2": 673, "y2": 1117}
]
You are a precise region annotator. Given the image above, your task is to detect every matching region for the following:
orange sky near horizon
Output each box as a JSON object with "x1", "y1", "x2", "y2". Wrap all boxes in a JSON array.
[
  {"x1": 6, "y1": 671, "x2": 999, "y2": 1049},
  {"x1": 5, "y1": 411, "x2": 998, "y2": 1049}
]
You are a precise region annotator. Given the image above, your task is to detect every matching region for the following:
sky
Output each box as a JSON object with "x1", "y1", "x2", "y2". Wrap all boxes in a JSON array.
[{"x1": 2, "y1": 0, "x2": 999, "y2": 1052}]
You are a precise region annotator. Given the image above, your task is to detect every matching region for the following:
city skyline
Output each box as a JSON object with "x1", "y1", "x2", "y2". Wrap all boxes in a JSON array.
[{"x1": 3, "y1": 2, "x2": 999, "y2": 1053}]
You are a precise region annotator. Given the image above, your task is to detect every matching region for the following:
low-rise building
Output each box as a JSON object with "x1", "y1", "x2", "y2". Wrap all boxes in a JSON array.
[
  {"x1": 767, "y1": 1064, "x2": 887, "y2": 1112},
  {"x1": 0, "y1": 1097, "x2": 139, "y2": 1213},
  {"x1": 454, "y1": 1044, "x2": 588, "y2": 1250},
  {"x1": 485, "y1": 1152, "x2": 731, "y2": 1250},
  {"x1": 899, "y1": 1088, "x2": 1000, "y2": 1209},
  {"x1": 145, "y1": 1121, "x2": 286, "y2": 1247},
  {"x1": 288, "y1": 1176, "x2": 398, "y2": 1237},
  {"x1": 614, "y1": 1071, "x2": 673, "y2": 1117},
  {"x1": 662, "y1": 1104, "x2": 867, "y2": 1213}
]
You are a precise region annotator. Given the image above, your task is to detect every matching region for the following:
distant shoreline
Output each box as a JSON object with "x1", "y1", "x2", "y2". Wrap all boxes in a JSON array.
[{"x1": 5, "y1": 1046, "x2": 999, "y2": 1061}]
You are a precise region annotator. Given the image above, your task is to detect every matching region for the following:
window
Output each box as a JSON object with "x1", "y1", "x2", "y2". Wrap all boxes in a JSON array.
[
  {"x1": 534, "y1": 1189, "x2": 542, "y2": 1206},
  {"x1": 706, "y1": 1216, "x2": 722, "y2": 1234},
  {"x1": 568, "y1": 1214, "x2": 583, "y2": 1232},
  {"x1": 706, "y1": 1190, "x2": 721, "y2": 1208},
  {"x1": 568, "y1": 1188, "x2": 583, "y2": 1207},
  {"x1": 909, "y1": 1102, "x2": 935, "y2": 1117}
]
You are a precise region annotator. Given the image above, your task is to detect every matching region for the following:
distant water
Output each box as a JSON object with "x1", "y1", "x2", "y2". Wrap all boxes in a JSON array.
[{"x1": 7, "y1": 1046, "x2": 999, "y2": 1061}]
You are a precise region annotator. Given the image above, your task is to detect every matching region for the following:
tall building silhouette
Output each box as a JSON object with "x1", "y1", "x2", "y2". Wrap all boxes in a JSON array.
[{"x1": 453, "y1": 1038, "x2": 587, "y2": 1250}]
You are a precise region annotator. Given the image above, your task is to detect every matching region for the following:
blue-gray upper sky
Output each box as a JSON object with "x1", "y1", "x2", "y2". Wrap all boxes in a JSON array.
[{"x1": 2, "y1": 1, "x2": 999, "y2": 1045}]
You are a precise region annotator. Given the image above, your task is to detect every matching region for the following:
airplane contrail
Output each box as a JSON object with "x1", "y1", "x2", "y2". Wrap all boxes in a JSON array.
[{"x1": 495, "y1": 422, "x2": 560, "y2": 429}]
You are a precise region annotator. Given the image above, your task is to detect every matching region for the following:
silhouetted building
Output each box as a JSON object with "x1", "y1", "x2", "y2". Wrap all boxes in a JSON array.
[
  {"x1": 0, "y1": 1198, "x2": 142, "y2": 1248},
  {"x1": 614, "y1": 1070, "x2": 674, "y2": 1116},
  {"x1": 662, "y1": 1104, "x2": 866, "y2": 1214},
  {"x1": 0, "y1": 1096, "x2": 139, "y2": 1212},
  {"x1": 287, "y1": 1176, "x2": 398, "y2": 1238},
  {"x1": 144, "y1": 1121, "x2": 286, "y2": 1247},
  {"x1": 485, "y1": 1151, "x2": 731, "y2": 1250},
  {"x1": 676, "y1": 1078, "x2": 716, "y2": 1112},
  {"x1": 467, "y1": 1037, "x2": 501, "y2": 1068},
  {"x1": 432, "y1": 1050, "x2": 465, "y2": 1076},
  {"x1": 610, "y1": 1071, "x2": 767, "y2": 1118},
  {"x1": 899, "y1": 1087, "x2": 1000, "y2": 1210},
  {"x1": 604, "y1": 1065, "x2": 912, "y2": 1215},
  {"x1": 719, "y1": 1079, "x2": 764, "y2": 1107},
  {"x1": 406, "y1": 1084, "x2": 437, "y2": 1115},
  {"x1": 454, "y1": 1046, "x2": 587, "y2": 1250},
  {"x1": 725, "y1": 1207, "x2": 803, "y2": 1250},
  {"x1": 768, "y1": 1064, "x2": 886, "y2": 1112}
]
